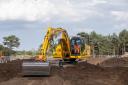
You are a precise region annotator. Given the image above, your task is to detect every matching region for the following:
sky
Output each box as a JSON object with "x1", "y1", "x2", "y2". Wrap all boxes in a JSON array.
[{"x1": 0, "y1": 0, "x2": 128, "y2": 50}]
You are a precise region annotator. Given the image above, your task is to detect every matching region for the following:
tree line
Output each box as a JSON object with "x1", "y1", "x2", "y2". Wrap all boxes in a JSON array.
[
  {"x1": 0, "y1": 29, "x2": 128, "y2": 56},
  {"x1": 77, "y1": 29, "x2": 128, "y2": 55}
]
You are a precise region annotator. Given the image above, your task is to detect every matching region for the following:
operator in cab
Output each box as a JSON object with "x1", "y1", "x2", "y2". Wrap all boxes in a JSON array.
[{"x1": 74, "y1": 41, "x2": 80, "y2": 54}]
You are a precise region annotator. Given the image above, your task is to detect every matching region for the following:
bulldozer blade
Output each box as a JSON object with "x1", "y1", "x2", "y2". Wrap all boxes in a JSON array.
[{"x1": 22, "y1": 61, "x2": 51, "y2": 76}]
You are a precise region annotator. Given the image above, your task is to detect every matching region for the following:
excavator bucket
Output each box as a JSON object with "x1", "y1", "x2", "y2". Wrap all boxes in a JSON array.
[{"x1": 22, "y1": 61, "x2": 51, "y2": 76}]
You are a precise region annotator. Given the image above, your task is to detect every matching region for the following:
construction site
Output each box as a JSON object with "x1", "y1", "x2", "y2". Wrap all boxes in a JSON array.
[
  {"x1": 0, "y1": 55, "x2": 128, "y2": 85},
  {"x1": 0, "y1": 0, "x2": 128, "y2": 85},
  {"x1": 0, "y1": 27, "x2": 128, "y2": 85}
]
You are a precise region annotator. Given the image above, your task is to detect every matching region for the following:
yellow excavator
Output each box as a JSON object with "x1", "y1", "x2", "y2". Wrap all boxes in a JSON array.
[{"x1": 22, "y1": 27, "x2": 91, "y2": 75}]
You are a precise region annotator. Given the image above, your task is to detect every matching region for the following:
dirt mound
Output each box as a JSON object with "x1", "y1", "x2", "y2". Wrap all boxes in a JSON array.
[
  {"x1": 50, "y1": 62, "x2": 125, "y2": 85},
  {"x1": 0, "y1": 60, "x2": 22, "y2": 82},
  {"x1": 100, "y1": 57, "x2": 128, "y2": 67},
  {"x1": 87, "y1": 57, "x2": 108, "y2": 65},
  {"x1": 0, "y1": 60, "x2": 128, "y2": 85}
]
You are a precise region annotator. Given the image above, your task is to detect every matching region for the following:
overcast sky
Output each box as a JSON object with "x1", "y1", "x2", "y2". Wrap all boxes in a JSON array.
[{"x1": 0, "y1": 0, "x2": 128, "y2": 50}]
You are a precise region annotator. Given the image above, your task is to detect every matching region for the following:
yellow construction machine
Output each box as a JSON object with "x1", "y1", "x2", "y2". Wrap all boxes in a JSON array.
[{"x1": 22, "y1": 27, "x2": 91, "y2": 75}]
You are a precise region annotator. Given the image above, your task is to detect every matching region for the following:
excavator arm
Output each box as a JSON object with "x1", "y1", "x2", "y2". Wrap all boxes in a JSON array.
[
  {"x1": 37, "y1": 28, "x2": 55, "y2": 61},
  {"x1": 37, "y1": 27, "x2": 70, "y2": 61}
]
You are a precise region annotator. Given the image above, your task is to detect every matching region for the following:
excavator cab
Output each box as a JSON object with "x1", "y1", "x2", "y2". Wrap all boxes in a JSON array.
[
  {"x1": 71, "y1": 38, "x2": 81, "y2": 55},
  {"x1": 70, "y1": 37, "x2": 86, "y2": 59}
]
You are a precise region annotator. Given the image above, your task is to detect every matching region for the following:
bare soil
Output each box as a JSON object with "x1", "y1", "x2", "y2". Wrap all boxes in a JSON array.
[
  {"x1": 0, "y1": 60, "x2": 22, "y2": 82},
  {"x1": 100, "y1": 57, "x2": 128, "y2": 67},
  {"x1": 0, "y1": 58, "x2": 128, "y2": 85}
]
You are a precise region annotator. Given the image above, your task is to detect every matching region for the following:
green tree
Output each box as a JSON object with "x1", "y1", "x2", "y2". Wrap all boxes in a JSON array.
[
  {"x1": 3, "y1": 35, "x2": 20, "y2": 49},
  {"x1": 77, "y1": 32, "x2": 89, "y2": 44},
  {"x1": 119, "y1": 29, "x2": 128, "y2": 54},
  {"x1": 110, "y1": 33, "x2": 119, "y2": 55},
  {"x1": 0, "y1": 44, "x2": 4, "y2": 50},
  {"x1": 0, "y1": 44, "x2": 15, "y2": 56}
]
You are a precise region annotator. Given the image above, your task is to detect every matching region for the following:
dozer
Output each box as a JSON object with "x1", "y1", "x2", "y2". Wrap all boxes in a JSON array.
[{"x1": 22, "y1": 27, "x2": 91, "y2": 75}]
